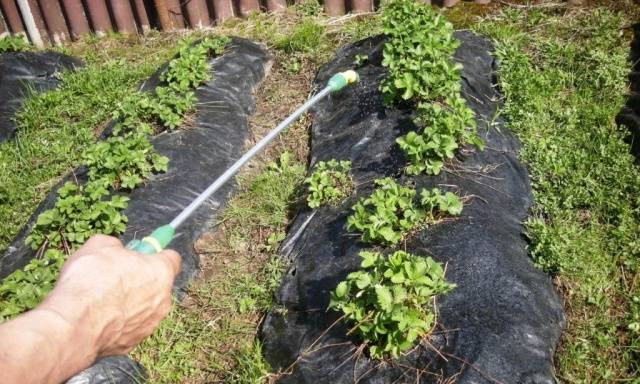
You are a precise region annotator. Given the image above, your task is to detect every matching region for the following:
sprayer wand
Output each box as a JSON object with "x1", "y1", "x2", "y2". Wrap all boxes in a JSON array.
[{"x1": 125, "y1": 70, "x2": 359, "y2": 254}]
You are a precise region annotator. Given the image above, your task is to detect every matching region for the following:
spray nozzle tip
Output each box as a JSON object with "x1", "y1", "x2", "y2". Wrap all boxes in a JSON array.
[{"x1": 328, "y1": 69, "x2": 359, "y2": 92}]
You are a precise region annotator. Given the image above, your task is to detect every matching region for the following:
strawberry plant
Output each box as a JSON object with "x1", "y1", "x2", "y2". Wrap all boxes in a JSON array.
[
  {"x1": 25, "y1": 182, "x2": 129, "y2": 251},
  {"x1": 83, "y1": 129, "x2": 169, "y2": 190},
  {"x1": 305, "y1": 159, "x2": 353, "y2": 208},
  {"x1": 329, "y1": 250, "x2": 455, "y2": 359},
  {"x1": 419, "y1": 188, "x2": 463, "y2": 215},
  {"x1": 380, "y1": 0, "x2": 482, "y2": 175},
  {"x1": 346, "y1": 178, "x2": 462, "y2": 245},
  {"x1": 113, "y1": 36, "x2": 229, "y2": 133},
  {"x1": 354, "y1": 54, "x2": 369, "y2": 67},
  {"x1": 112, "y1": 87, "x2": 196, "y2": 133},
  {"x1": 0, "y1": 249, "x2": 64, "y2": 321},
  {"x1": 161, "y1": 36, "x2": 230, "y2": 92}
]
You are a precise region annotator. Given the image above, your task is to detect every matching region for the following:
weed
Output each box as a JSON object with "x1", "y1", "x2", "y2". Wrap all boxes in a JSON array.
[
  {"x1": 223, "y1": 152, "x2": 305, "y2": 231},
  {"x1": 305, "y1": 159, "x2": 352, "y2": 208},
  {"x1": 225, "y1": 342, "x2": 272, "y2": 384},
  {"x1": 293, "y1": 0, "x2": 323, "y2": 17},
  {"x1": 274, "y1": 19, "x2": 325, "y2": 54},
  {"x1": 329, "y1": 250, "x2": 455, "y2": 359},
  {"x1": 0, "y1": 35, "x2": 29, "y2": 52}
]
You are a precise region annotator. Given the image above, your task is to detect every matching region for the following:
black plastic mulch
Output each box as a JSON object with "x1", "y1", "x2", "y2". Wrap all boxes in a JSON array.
[{"x1": 0, "y1": 51, "x2": 82, "y2": 143}]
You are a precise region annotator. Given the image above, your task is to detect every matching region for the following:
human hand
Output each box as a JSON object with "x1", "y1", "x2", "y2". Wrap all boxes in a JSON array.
[{"x1": 37, "y1": 234, "x2": 181, "y2": 357}]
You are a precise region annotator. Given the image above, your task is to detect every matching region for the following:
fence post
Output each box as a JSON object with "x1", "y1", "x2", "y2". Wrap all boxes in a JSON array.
[
  {"x1": 26, "y1": 0, "x2": 49, "y2": 44},
  {"x1": 266, "y1": 0, "x2": 286, "y2": 12},
  {"x1": 350, "y1": 0, "x2": 372, "y2": 13},
  {"x1": 209, "y1": 0, "x2": 234, "y2": 23},
  {"x1": 15, "y1": 0, "x2": 44, "y2": 46},
  {"x1": 0, "y1": 9, "x2": 7, "y2": 37},
  {"x1": 110, "y1": 0, "x2": 137, "y2": 34},
  {"x1": 238, "y1": 0, "x2": 260, "y2": 17},
  {"x1": 153, "y1": 0, "x2": 173, "y2": 30},
  {"x1": 165, "y1": 0, "x2": 185, "y2": 28},
  {"x1": 324, "y1": 0, "x2": 345, "y2": 16},
  {"x1": 61, "y1": 0, "x2": 90, "y2": 39},
  {"x1": 132, "y1": 0, "x2": 151, "y2": 33},
  {"x1": 0, "y1": 0, "x2": 26, "y2": 36},
  {"x1": 37, "y1": 0, "x2": 70, "y2": 45},
  {"x1": 185, "y1": 0, "x2": 210, "y2": 28},
  {"x1": 85, "y1": 0, "x2": 112, "y2": 36}
]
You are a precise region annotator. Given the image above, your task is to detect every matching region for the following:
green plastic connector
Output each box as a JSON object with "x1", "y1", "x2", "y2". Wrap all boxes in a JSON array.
[
  {"x1": 327, "y1": 70, "x2": 359, "y2": 92},
  {"x1": 126, "y1": 224, "x2": 175, "y2": 254}
]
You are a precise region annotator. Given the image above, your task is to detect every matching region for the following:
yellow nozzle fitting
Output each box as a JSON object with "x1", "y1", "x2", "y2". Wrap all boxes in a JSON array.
[
  {"x1": 342, "y1": 70, "x2": 359, "y2": 85},
  {"x1": 328, "y1": 70, "x2": 359, "y2": 92}
]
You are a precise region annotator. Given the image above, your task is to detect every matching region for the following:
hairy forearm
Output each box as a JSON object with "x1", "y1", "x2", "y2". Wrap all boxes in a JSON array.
[
  {"x1": 0, "y1": 297, "x2": 99, "y2": 384},
  {"x1": 0, "y1": 235, "x2": 179, "y2": 384}
]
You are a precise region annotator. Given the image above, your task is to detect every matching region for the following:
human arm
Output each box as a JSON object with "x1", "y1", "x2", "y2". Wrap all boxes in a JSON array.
[{"x1": 0, "y1": 235, "x2": 181, "y2": 384}]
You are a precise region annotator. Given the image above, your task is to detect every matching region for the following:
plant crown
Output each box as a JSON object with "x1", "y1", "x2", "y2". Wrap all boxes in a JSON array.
[
  {"x1": 329, "y1": 250, "x2": 455, "y2": 359},
  {"x1": 380, "y1": 0, "x2": 483, "y2": 175},
  {"x1": 346, "y1": 178, "x2": 462, "y2": 245},
  {"x1": 305, "y1": 159, "x2": 353, "y2": 208}
]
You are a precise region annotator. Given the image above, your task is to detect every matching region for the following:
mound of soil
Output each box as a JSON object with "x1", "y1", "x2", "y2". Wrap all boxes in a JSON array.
[{"x1": 260, "y1": 32, "x2": 565, "y2": 384}]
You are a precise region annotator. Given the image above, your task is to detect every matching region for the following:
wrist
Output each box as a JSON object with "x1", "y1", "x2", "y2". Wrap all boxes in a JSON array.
[{"x1": 35, "y1": 289, "x2": 102, "y2": 364}]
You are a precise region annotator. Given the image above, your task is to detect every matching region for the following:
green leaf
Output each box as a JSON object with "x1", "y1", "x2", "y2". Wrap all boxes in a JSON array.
[
  {"x1": 336, "y1": 281, "x2": 349, "y2": 298},
  {"x1": 375, "y1": 285, "x2": 394, "y2": 311}
]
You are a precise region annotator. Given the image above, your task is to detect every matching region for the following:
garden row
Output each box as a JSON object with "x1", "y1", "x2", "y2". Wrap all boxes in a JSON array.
[
  {"x1": 298, "y1": 0, "x2": 478, "y2": 359},
  {"x1": 0, "y1": 36, "x2": 230, "y2": 320},
  {"x1": 261, "y1": 1, "x2": 564, "y2": 382}
]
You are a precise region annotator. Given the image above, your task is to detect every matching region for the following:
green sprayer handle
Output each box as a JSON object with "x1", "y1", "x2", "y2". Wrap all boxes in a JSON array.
[{"x1": 125, "y1": 225, "x2": 175, "y2": 254}]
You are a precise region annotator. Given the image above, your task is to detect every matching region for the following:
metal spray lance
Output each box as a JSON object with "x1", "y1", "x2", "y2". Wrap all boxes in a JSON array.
[{"x1": 125, "y1": 70, "x2": 359, "y2": 254}]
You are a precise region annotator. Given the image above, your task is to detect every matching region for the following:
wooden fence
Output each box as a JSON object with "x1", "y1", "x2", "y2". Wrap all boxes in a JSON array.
[{"x1": 0, "y1": 0, "x2": 498, "y2": 47}]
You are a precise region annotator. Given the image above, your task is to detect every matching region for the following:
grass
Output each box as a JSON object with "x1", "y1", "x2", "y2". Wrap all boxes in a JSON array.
[{"x1": 473, "y1": 5, "x2": 640, "y2": 382}]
